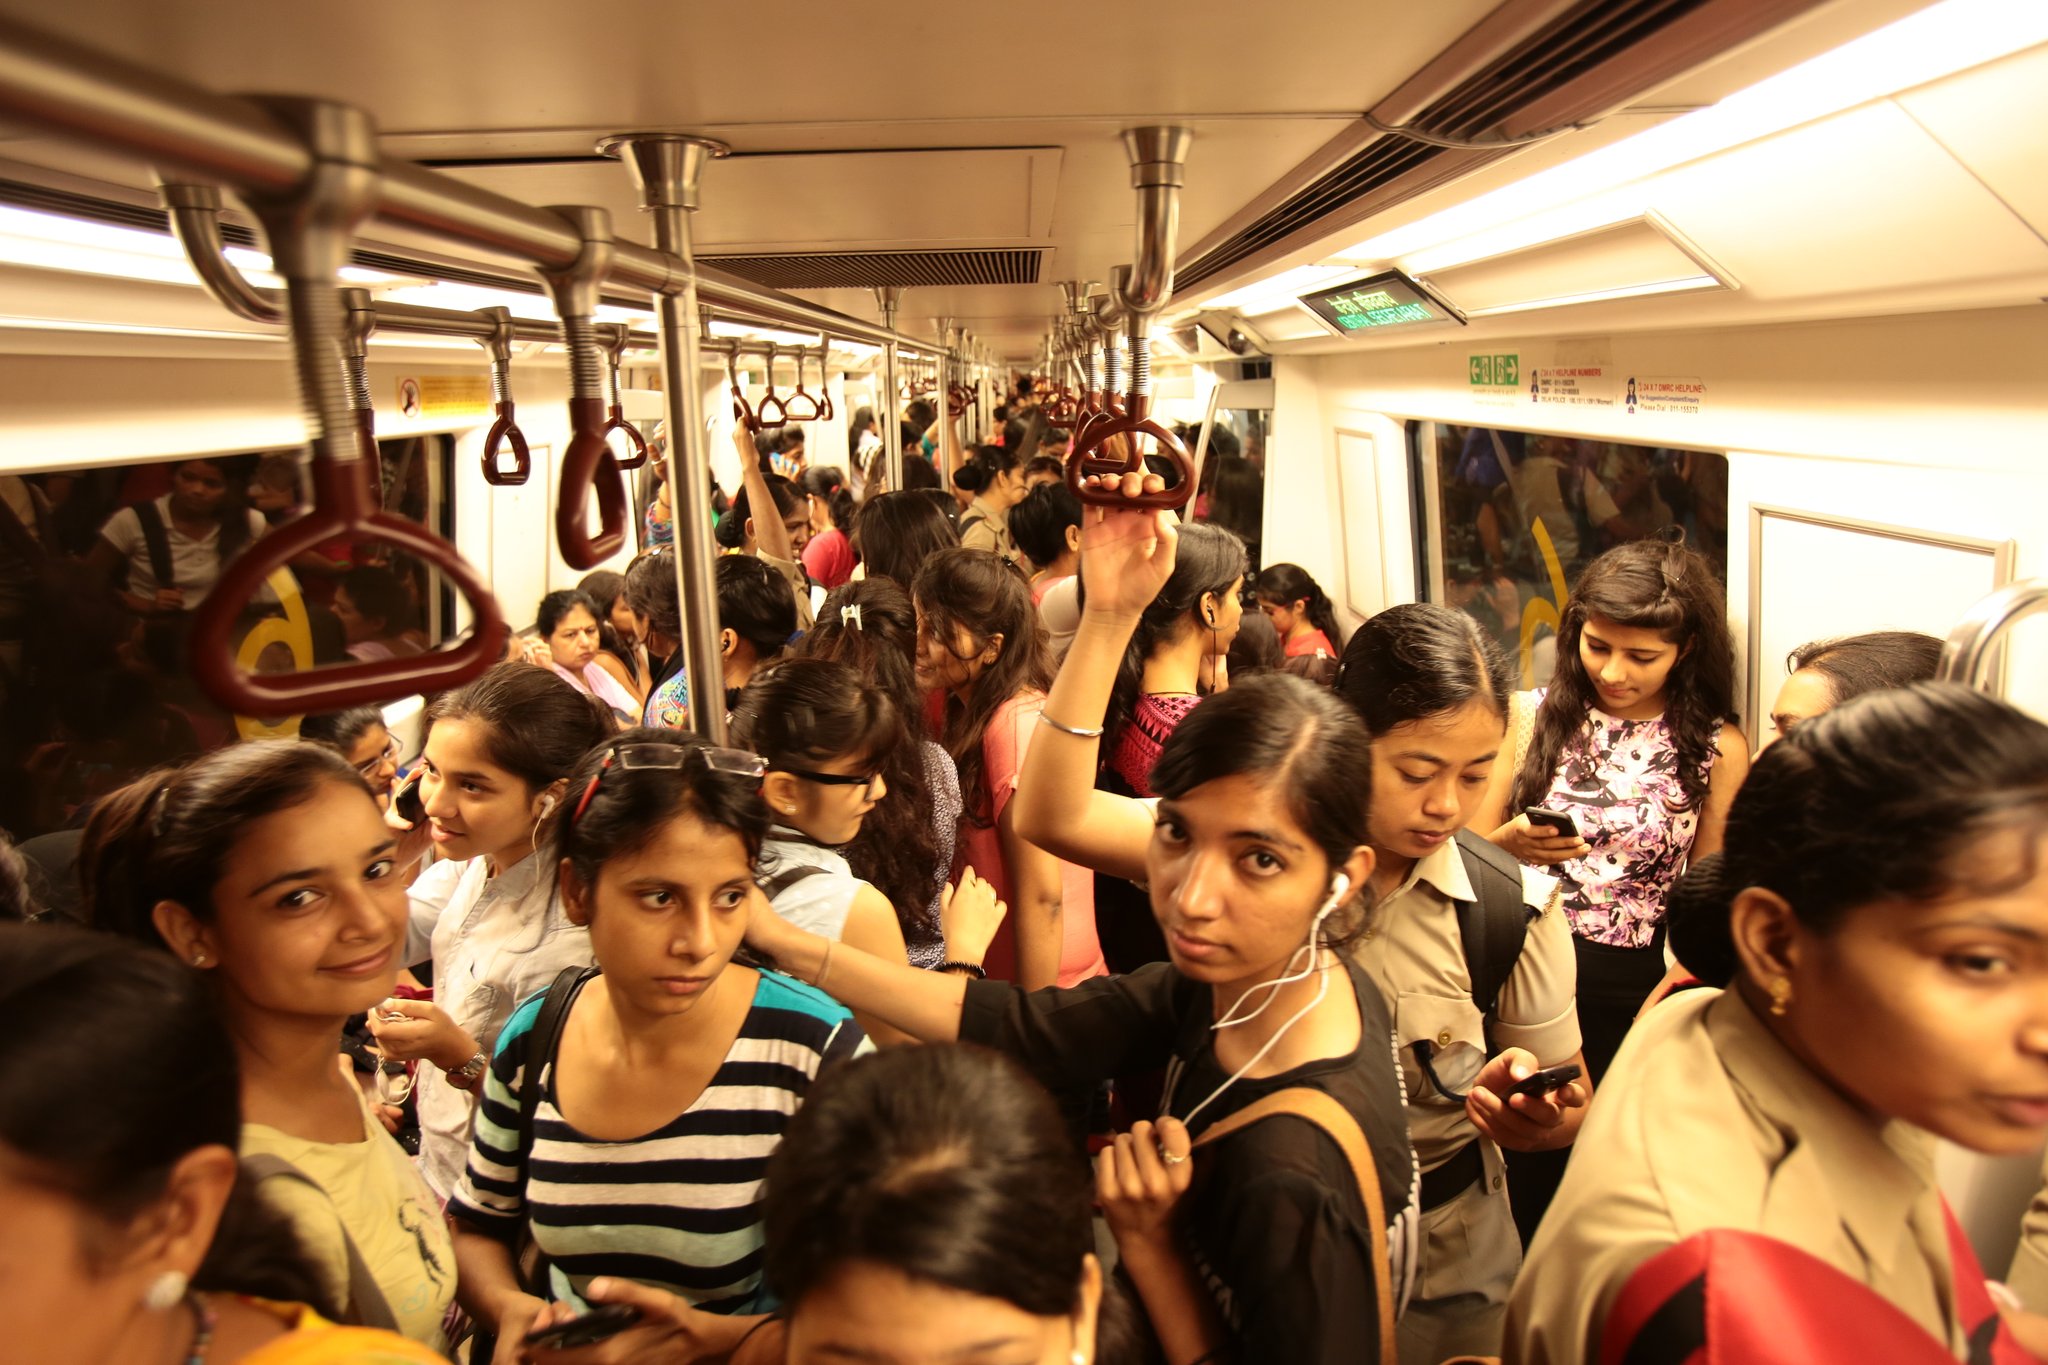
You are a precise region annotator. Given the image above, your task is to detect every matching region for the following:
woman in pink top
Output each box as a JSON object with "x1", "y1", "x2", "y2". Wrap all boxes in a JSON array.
[
  {"x1": 530, "y1": 589, "x2": 641, "y2": 724},
  {"x1": 911, "y1": 547, "x2": 1103, "y2": 989}
]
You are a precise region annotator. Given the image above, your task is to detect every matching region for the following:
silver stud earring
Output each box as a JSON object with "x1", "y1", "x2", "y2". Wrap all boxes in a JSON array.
[
  {"x1": 190, "y1": 952, "x2": 206, "y2": 967},
  {"x1": 142, "y1": 1269, "x2": 189, "y2": 1312}
]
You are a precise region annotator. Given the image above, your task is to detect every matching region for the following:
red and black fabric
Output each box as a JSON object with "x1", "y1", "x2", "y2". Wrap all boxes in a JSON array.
[{"x1": 1598, "y1": 1208, "x2": 2030, "y2": 1365}]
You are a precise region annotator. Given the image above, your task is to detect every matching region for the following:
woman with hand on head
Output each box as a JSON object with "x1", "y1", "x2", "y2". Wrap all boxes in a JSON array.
[
  {"x1": 368, "y1": 661, "x2": 612, "y2": 1203},
  {"x1": 744, "y1": 476, "x2": 1419, "y2": 1365},
  {"x1": 1334, "y1": 604, "x2": 1589, "y2": 1364},
  {"x1": 83, "y1": 742, "x2": 456, "y2": 1347},
  {"x1": 797, "y1": 578, "x2": 963, "y2": 968},
  {"x1": 914, "y1": 547, "x2": 1104, "y2": 990},
  {"x1": 0, "y1": 923, "x2": 449, "y2": 1365},
  {"x1": 531, "y1": 589, "x2": 641, "y2": 725},
  {"x1": 1507, "y1": 684, "x2": 2048, "y2": 1365},
  {"x1": 449, "y1": 730, "x2": 869, "y2": 1362}
]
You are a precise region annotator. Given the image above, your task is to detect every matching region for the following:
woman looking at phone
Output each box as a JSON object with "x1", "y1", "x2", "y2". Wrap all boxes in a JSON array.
[{"x1": 1507, "y1": 684, "x2": 2048, "y2": 1363}]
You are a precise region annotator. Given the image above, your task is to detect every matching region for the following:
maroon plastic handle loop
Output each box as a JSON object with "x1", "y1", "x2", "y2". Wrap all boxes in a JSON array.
[
  {"x1": 188, "y1": 457, "x2": 508, "y2": 717},
  {"x1": 818, "y1": 388, "x2": 835, "y2": 422},
  {"x1": 754, "y1": 392, "x2": 789, "y2": 429},
  {"x1": 1065, "y1": 415, "x2": 1195, "y2": 512},
  {"x1": 555, "y1": 394, "x2": 629, "y2": 569},
  {"x1": 482, "y1": 402, "x2": 532, "y2": 486},
  {"x1": 602, "y1": 406, "x2": 650, "y2": 470},
  {"x1": 783, "y1": 388, "x2": 823, "y2": 423}
]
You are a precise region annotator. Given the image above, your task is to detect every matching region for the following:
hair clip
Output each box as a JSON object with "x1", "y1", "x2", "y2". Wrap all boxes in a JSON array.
[{"x1": 841, "y1": 604, "x2": 863, "y2": 631}]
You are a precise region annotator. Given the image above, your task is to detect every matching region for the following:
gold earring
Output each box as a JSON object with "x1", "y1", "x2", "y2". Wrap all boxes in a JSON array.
[
  {"x1": 191, "y1": 951, "x2": 206, "y2": 967},
  {"x1": 1767, "y1": 976, "x2": 1792, "y2": 1017}
]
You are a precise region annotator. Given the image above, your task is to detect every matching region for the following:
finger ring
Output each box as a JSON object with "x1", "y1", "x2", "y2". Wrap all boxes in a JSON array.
[{"x1": 1161, "y1": 1150, "x2": 1189, "y2": 1166}]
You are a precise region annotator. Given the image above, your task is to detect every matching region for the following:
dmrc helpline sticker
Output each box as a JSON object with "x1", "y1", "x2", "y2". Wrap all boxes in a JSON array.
[{"x1": 1624, "y1": 376, "x2": 1706, "y2": 415}]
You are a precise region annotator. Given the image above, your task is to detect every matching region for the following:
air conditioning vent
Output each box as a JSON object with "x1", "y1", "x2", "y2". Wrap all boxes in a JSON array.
[
  {"x1": 1177, "y1": 0, "x2": 1815, "y2": 294},
  {"x1": 704, "y1": 249, "x2": 1045, "y2": 290}
]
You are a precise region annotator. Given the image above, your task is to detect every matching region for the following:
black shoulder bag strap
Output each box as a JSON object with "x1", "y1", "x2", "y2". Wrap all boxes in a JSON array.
[
  {"x1": 1453, "y1": 828, "x2": 1537, "y2": 1030},
  {"x1": 520, "y1": 966, "x2": 598, "y2": 1170},
  {"x1": 239, "y1": 1152, "x2": 401, "y2": 1331},
  {"x1": 758, "y1": 864, "x2": 827, "y2": 901},
  {"x1": 133, "y1": 500, "x2": 175, "y2": 592}
]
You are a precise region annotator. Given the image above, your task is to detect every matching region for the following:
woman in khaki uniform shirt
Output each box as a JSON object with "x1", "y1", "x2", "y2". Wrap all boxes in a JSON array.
[
  {"x1": 1506, "y1": 683, "x2": 2048, "y2": 1364},
  {"x1": 1336, "y1": 605, "x2": 1591, "y2": 1365}
]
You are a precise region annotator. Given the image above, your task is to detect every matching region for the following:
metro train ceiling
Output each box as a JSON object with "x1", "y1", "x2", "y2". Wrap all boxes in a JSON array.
[{"x1": 0, "y1": 0, "x2": 1960, "y2": 356}]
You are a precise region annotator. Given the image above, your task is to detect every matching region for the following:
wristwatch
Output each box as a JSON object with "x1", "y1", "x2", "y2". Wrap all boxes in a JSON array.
[{"x1": 445, "y1": 1051, "x2": 489, "y2": 1089}]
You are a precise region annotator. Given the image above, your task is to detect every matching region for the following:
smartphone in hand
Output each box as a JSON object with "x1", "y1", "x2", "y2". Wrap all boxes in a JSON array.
[
  {"x1": 522, "y1": 1304, "x2": 643, "y2": 1350},
  {"x1": 1522, "y1": 807, "x2": 1580, "y2": 840},
  {"x1": 1503, "y1": 1063, "x2": 1583, "y2": 1099}
]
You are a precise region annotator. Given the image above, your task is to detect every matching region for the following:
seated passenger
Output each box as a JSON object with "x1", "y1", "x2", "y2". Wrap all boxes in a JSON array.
[
  {"x1": 1255, "y1": 562, "x2": 1346, "y2": 660},
  {"x1": 448, "y1": 731, "x2": 870, "y2": 1354},
  {"x1": 0, "y1": 923, "x2": 446, "y2": 1364},
  {"x1": 83, "y1": 742, "x2": 456, "y2": 1347},
  {"x1": 914, "y1": 547, "x2": 1105, "y2": 990},
  {"x1": 533, "y1": 589, "x2": 640, "y2": 724},
  {"x1": 797, "y1": 579, "x2": 962, "y2": 967},
  {"x1": 644, "y1": 554, "x2": 797, "y2": 730},
  {"x1": 298, "y1": 704, "x2": 399, "y2": 808},
  {"x1": 753, "y1": 499, "x2": 1416, "y2": 1364},
  {"x1": 369, "y1": 662, "x2": 611, "y2": 1202},
  {"x1": 332, "y1": 565, "x2": 424, "y2": 662},
  {"x1": 1506, "y1": 683, "x2": 2048, "y2": 1364},
  {"x1": 851, "y1": 489, "x2": 959, "y2": 591},
  {"x1": 576, "y1": 567, "x2": 651, "y2": 703},
  {"x1": 954, "y1": 444, "x2": 1031, "y2": 559},
  {"x1": 1767, "y1": 629, "x2": 1943, "y2": 744},
  {"x1": 1336, "y1": 604, "x2": 1589, "y2": 1364},
  {"x1": 800, "y1": 466, "x2": 858, "y2": 590}
]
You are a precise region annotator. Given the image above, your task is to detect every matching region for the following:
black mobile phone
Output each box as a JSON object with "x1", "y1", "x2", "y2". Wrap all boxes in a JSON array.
[
  {"x1": 1504, "y1": 1063, "x2": 1583, "y2": 1099},
  {"x1": 392, "y1": 766, "x2": 425, "y2": 824},
  {"x1": 522, "y1": 1304, "x2": 643, "y2": 1350},
  {"x1": 1522, "y1": 807, "x2": 1580, "y2": 839}
]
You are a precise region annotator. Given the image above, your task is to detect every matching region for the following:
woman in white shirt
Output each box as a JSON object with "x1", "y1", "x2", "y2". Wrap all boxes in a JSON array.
[{"x1": 368, "y1": 662, "x2": 613, "y2": 1201}]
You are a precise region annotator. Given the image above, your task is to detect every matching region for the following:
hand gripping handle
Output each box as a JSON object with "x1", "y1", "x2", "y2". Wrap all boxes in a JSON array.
[
  {"x1": 1065, "y1": 413, "x2": 1195, "y2": 512},
  {"x1": 726, "y1": 346, "x2": 760, "y2": 433},
  {"x1": 754, "y1": 343, "x2": 788, "y2": 429},
  {"x1": 555, "y1": 394, "x2": 630, "y2": 569},
  {"x1": 189, "y1": 450, "x2": 509, "y2": 716},
  {"x1": 598, "y1": 323, "x2": 649, "y2": 470}
]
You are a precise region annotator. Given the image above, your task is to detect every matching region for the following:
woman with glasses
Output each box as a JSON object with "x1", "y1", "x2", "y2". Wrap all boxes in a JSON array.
[
  {"x1": 81, "y1": 742, "x2": 457, "y2": 1347},
  {"x1": 913, "y1": 546, "x2": 1104, "y2": 990},
  {"x1": 367, "y1": 662, "x2": 613, "y2": 1203},
  {"x1": 298, "y1": 705, "x2": 400, "y2": 809},
  {"x1": 731, "y1": 659, "x2": 1003, "y2": 1044},
  {"x1": 449, "y1": 731, "x2": 872, "y2": 1362}
]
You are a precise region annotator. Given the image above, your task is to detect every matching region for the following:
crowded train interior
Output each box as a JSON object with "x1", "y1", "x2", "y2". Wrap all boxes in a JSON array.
[{"x1": 4, "y1": 0, "x2": 2048, "y2": 1361}]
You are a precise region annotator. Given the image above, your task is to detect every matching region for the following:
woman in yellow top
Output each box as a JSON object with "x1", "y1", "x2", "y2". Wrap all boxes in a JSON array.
[
  {"x1": 0, "y1": 923, "x2": 441, "y2": 1365},
  {"x1": 83, "y1": 742, "x2": 456, "y2": 1349},
  {"x1": 1506, "y1": 683, "x2": 2048, "y2": 1363}
]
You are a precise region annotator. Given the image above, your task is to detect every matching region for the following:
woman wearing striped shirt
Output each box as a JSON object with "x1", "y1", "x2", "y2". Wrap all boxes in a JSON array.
[{"x1": 447, "y1": 730, "x2": 870, "y2": 1363}]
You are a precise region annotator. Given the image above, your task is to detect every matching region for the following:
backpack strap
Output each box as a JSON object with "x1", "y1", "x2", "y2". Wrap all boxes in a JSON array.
[
  {"x1": 238, "y1": 1152, "x2": 400, "y2": 1332},
  {"x1": 520, "y1": 966, "x2": 597, "y2": 1172},
  {"x1": 957, "y1": 511, "x2": 987, "y2": 537},
  {"x1": 1454, "y1": 829, "x2": 1536, "y2": 1029},
  {"x1": 133, "y1": 499, "x2": 175, "y2": 593},
  {"x1": 758, "y1": 864, "x2": 828, "y2": 901},
  {"x1": 1193, "y1": 1087, "x2": 1397, "y2": 1364}
]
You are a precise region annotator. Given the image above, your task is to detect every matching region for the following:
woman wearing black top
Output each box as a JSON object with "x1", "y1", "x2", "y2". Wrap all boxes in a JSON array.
[{"x1": 743, "y1": 477, "x2": 1416, "y2": 1365}]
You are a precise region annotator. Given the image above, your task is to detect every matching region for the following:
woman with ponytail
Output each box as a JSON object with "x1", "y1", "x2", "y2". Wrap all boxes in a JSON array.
[
  {"x1": 800, "y1": 465, "x2": 859, "y2": 590},
  {"x1": 0, "y1": 923, "x2": 445, "y2": 1363},
  {"x1": 82, "y1": 743, "x2": 456, "y2": 1346},
  {"x1": 1474, "y1": 534, "x2": 1748, "y2": 1086},
  {"x1": 1508, "y1": 683, "x2": 2048, "y2": 1364},
  {"x1": 1255, "y1": 562, "x2": 1345, "y2": 660}
]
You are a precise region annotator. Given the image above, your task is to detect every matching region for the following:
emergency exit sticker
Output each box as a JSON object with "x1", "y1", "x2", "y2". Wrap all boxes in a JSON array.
[
  {"x1": 396, "y1": 374, "x2": 491, "y2": 419},
  {"x1": 1468, "y1": 353, "x2": 1521, "y2": 407}
]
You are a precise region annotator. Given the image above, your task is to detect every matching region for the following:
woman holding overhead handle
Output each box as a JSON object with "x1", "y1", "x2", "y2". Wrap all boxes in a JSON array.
[{"x1": 748, "y1": 472, "x2": 1417, "y2": 1365}]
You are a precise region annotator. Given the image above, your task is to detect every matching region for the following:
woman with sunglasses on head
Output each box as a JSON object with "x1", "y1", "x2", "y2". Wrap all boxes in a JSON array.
[
  {"x1": 82, "y1": 742, "x2": 456, "y2": 1348},
  {"x1": 0, "y1": 923, "x2": 451, "y2": 1365},
  {"x1": 797, "y1": 579, "x2": 962, "y2": 969},
  {"x1": 743, "y1": 479, "x2": 1417, "y2": 1365},
  {"x1": 914, "y1": 546, "x2": 1105, "y2": 991},
  {"x1": 450, "y1": 731, "x2": 871, "y2": 1363},
  {"x1": 366, "y1": 662, "x2": 613, "y2": 1204},
  {"x1": 298, "y1": 705, "x2": 399, "y2": 810}
]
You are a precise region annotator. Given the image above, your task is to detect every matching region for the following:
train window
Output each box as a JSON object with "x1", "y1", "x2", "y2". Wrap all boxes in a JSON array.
[
  {"x1": 1195, "y1": 407, "x2": 1269, "y2": 577},
  {"x1": 1407, "y1": 422, "x2": 1729, "y2": 685},
  {"x1": 0, "y1": 438, "x2": 455, "y2": 846}
]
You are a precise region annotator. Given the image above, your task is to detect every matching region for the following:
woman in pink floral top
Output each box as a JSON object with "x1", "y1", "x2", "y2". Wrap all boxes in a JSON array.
[{"x1": 1477, "y1": 535, "x2": 1750, "y2": 1086}]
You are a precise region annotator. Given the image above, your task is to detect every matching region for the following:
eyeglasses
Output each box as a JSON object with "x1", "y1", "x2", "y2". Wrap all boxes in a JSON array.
[
  {"x1": 356, "y1": 737, "x2": 402, "y2": 778},
  {"x1": 570, "y1": 742, "x2": 768, "y2": 825},
  {"x1": 776, "y1": 765, "x2": 884, "y2": 801}
]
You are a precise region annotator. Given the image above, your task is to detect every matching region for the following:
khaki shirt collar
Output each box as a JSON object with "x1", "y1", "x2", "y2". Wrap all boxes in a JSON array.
[
  {"x1": 1703, "y1": 989, "x2": 1937, "y2": 1276},
  {"x1": 1394, "y1": 837, "x2": 1475, "y2": 904}
]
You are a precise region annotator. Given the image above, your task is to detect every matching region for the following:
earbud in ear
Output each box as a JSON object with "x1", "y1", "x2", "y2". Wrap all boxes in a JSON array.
[
  {"x1": 537, "y1": 795, "x2": 558, "y2": 821},
  {"x1": 1327, "y1": 873, "x2": 1351, "y2": 903}
]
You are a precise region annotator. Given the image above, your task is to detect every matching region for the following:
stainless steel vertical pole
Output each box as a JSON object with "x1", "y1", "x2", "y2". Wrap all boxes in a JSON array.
[
  {"x1": 876, "y1": 285, "x2": 904, "y2": 495},
  {"x1": 603, "y1": 133, "x2": 732, "y2": 741}
]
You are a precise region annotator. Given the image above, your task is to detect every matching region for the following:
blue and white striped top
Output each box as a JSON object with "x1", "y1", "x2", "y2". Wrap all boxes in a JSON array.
[{"x1": 449, "y1": 969, "x2": 869, "y2": 1314}]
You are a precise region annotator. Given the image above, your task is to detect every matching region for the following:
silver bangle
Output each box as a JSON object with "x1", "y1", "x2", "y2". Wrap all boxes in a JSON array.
[{"x1": 1036, "y1": 712, "x2": 1104, "y2": 740}]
